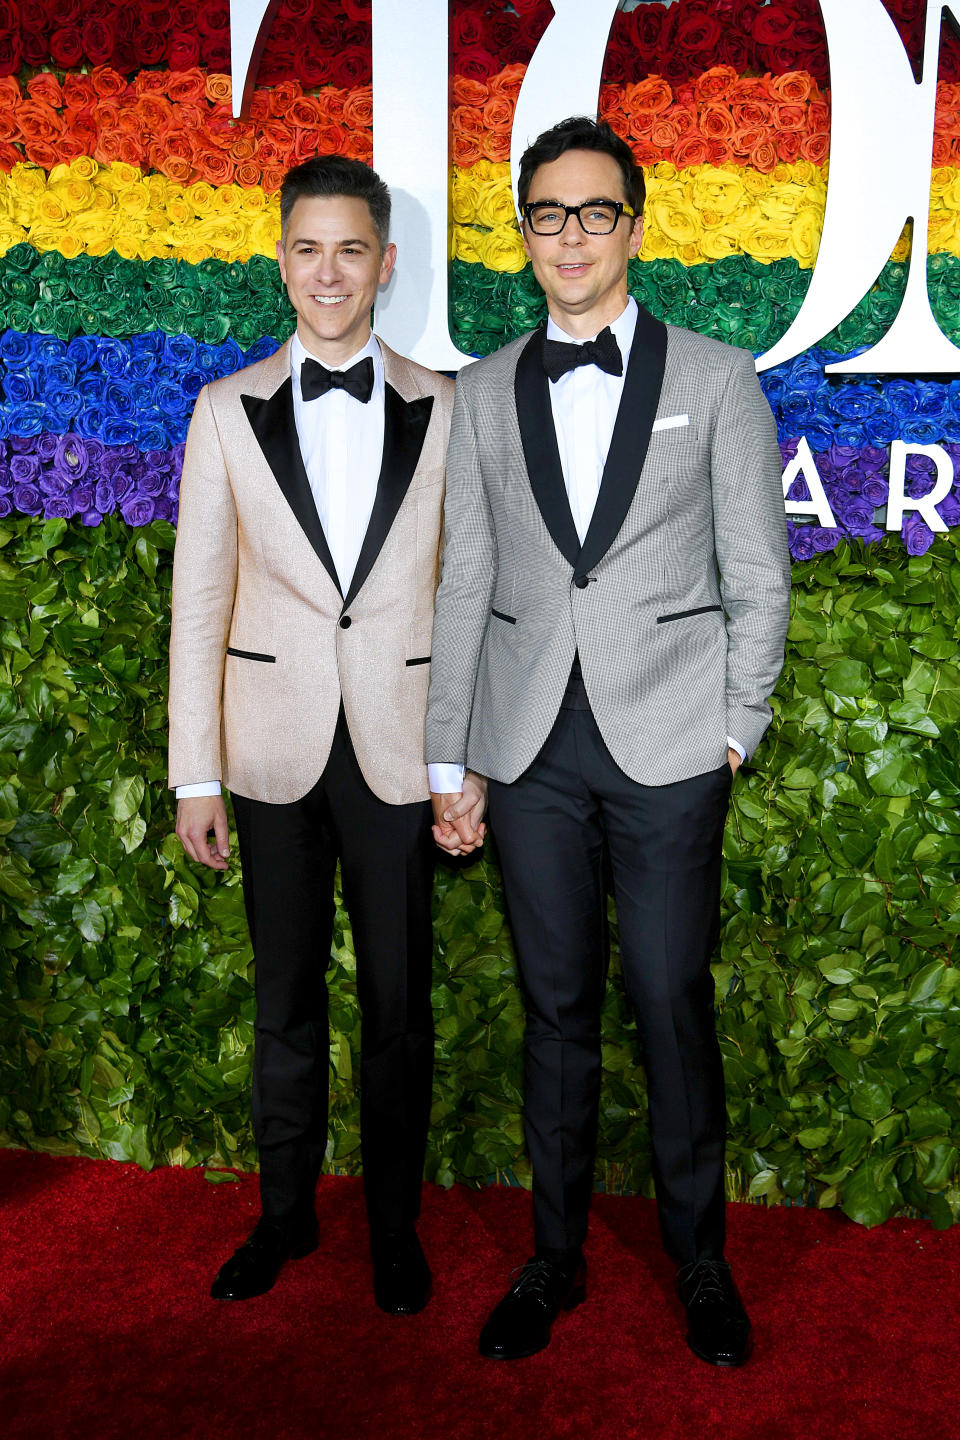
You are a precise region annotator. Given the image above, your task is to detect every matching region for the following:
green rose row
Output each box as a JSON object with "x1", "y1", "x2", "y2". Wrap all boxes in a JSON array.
[
  {"x1": 0, "y1": 241, "x2": 958, "y2": 355},
  {"x1": 456, "y1": 253, "x2": 960, "y2": 358}
]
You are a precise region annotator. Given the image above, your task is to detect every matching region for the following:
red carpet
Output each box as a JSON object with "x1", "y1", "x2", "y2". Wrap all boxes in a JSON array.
[{"x1": 1, "y1": 1149, "x2": 957, "y2": 1440}]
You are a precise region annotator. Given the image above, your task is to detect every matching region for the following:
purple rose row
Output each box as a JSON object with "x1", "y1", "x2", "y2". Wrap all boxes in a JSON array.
[
  {"x1": 2, "y1": 431, "x2": 960, "y2": 561},
  {"x1": 0, "y1": 432, "x2": 184, "y2": 527},
  {"x1": 781, "y1": 440, "x2": 960, "y2": 560}
]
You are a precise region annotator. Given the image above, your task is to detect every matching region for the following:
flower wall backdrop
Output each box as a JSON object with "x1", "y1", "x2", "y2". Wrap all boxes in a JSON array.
[{"x1": 1, "y1": 0, "x2": 959, "y2": 1231}]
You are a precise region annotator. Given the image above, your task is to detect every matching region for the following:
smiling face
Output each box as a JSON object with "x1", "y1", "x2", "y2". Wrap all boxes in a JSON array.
[
  {"x1": 522, "y1": 148, "x2": 644, "y2": 339},
  {"x1": 277, "y1": 194, "x2": 396, "y2": 365}
]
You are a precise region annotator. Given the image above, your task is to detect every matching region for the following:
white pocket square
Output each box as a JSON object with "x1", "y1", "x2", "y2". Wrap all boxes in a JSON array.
[{"x1": 652, "y1": 414, "x2": 690, "y2": 432}]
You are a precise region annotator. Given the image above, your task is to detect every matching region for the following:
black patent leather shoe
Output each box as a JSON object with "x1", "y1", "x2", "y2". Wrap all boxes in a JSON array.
[
  {"x1": 210, "y1": 1216, "x2": 318, "y2": 1301},
  {"x1": 479, "y1": 1254, "x2": 586, "y2": 1360},
  {"x1": 676, "y1": 1259, "x2": 752, "y2": 1367},
  {"x1": 371, "y1": 1228, "x2": 432, "y2": 1315}
]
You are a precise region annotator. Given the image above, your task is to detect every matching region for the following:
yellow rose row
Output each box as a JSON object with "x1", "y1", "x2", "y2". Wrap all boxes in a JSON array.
[
  {"x1": 0, "y1": 155, "x2": 956, "y2": 269},
  {"x1": 451, "y1": 159, "x2": 960, "y2": 271},
  {"x1": 0, "y1": 158, "x2": 280, "y2": 263}
]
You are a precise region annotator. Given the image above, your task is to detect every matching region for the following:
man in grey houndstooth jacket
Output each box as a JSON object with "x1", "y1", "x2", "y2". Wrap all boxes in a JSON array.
[{"x1": 426, "y1": 118, "x2": 791, "y2": 1367}]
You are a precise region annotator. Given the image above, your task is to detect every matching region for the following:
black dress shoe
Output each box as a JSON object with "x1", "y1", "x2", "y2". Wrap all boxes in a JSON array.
[
  {"x1": 371, "y1": 1228, "x2": 432, "y2": 1315},
  {"x1": 210, "y1": 1216, "x2": 318, "y2": 1301},
  {"x1": 479, "y1": 1254, "x2": 586, "y2": 1360},
  {"x1": 676, "y1": 1259, "x2": 752, "y2": 1367}
]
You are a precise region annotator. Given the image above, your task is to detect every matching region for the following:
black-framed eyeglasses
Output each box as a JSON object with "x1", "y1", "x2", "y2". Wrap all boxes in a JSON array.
[{"x1": 521, "y1": 199, "x2": 636, "y2": 236}]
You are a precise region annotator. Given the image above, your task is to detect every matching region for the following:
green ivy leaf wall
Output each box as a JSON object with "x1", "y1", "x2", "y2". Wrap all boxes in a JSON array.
[{"x1": 1, "y1": 516, "x2": 958, "y2": 1229}]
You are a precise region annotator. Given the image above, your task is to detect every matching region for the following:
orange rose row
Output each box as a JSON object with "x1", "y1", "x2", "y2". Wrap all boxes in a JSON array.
[
  {"x1": 0, "y1": 66, "x2": 373, "y2": 189},
  {"x1": 4, "y1": 63, "x2": 960, "y2": 189},
  {"x1": 452, "y1": 64, "x2": 960, "y2": 172}
]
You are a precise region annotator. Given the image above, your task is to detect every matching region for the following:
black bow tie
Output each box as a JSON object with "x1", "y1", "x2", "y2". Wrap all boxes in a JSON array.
[
  {"x1": 300, "y1": 355, "x2": 375, "y2": 404},
  {"x1": 542, "y1": 326, "x2": 623, "y2": 384}
]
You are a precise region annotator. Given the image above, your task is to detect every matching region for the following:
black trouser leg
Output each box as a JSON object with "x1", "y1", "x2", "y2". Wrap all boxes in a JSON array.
[
  {"x1": 232, "y1": 779, "x2": 337, "y2": 1225},
  {"x1": 234, "y1": 714, "x2": 437, "y2": 1232},
  {"x1": 597, "y1": 746, "x2": 731, "y2": 1265},
  {"x1": 322, "y1": 717, "x2": 436, "y2": 1235},
  {"x1": 489, "y1": 705, "x2": 731, "y2": 1263},
  {"x1": 231, "y1": 714, "x2": 435, "y2": 1234},
  {"x1": 488, "y1": 712, "x2": 608, "y2": 1254}
]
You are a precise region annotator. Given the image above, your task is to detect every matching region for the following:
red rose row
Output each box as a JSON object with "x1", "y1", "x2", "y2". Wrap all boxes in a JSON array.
[{"x1": 0, "y1": 0, "x2": 957, "y2": 87}]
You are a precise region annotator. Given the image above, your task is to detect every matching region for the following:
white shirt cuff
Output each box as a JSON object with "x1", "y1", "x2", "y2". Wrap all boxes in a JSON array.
[
  {"x1": 727, "y1": 738, "x2": 746, "y2": 764},
  {"x1": 176, "y1": 782, "x2": 222, "y2": 799},
  {"x1": 428, "y1": 763, "x2": 465, "y2": 794}
]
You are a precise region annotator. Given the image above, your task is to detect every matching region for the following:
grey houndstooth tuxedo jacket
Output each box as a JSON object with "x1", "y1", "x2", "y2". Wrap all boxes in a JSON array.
[{"x1": 426, "y1": 305, "x2": 791, "y2": 787}]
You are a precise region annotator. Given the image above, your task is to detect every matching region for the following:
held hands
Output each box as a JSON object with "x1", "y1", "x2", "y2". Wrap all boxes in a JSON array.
[
  {"x1": 432, "y1": 772, "x2": 489, "y2": 856},
  {"x1": 176, "y1": 795, "x2": 231, "y2": 871}
]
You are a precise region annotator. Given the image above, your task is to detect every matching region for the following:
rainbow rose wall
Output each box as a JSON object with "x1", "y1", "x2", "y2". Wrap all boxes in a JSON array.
[{"x1": 1, "y1": 0, "x2": 959, "y2": 1231}]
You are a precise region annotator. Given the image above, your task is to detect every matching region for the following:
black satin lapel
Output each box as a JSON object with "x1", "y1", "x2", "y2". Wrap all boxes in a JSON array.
[
  {"x1": 342, "y1": 385, "x2": 434, "y2": 611},
  {"x1": 514, "y1": 327, "x2": 581, "y2": 569},
  {"x1": 241, "y1": 380, "x2": 342, "y2": 595},
  {"x1": 576, "y1": 308, "x2": 668, "y2": 579}
]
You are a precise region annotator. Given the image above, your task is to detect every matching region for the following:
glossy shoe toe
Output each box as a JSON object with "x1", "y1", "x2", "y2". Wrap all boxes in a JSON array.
[
  {"x1": 676, "y1": 1259, "x2": 752, "y2": 1368},
  {"x1": 210, "y1": 1217, "x2": 318, "y2": 1301},
  {"x1": 372, "y1": 1229, "x2": 432, "y2": 1315},
  {"x1": 479, "y1": 1255, "x2": 586, "y2": 1361}
]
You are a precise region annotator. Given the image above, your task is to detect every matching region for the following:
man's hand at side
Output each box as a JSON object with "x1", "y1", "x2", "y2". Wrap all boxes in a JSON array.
[
  {"x1": 728, "y1": 747, "x2": 742, "y2": 777},
  {"x1": 176, "y1": 795, "x2": 231, "y2": 870},
  {"x1": 431, "y1": 772, "x2": 488, "y2": 856}
]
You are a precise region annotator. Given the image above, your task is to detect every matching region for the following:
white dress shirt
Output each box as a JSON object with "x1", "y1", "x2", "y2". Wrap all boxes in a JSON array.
[
  {"x1": 177, "y1": 331, "x2": 459, "y2": 799},
  {"x1": 547, "y1": 297, "x2": 638, "y2": 544},
  {"x1": 291, "y1": 331, "x2": 384, "y2": 594}
]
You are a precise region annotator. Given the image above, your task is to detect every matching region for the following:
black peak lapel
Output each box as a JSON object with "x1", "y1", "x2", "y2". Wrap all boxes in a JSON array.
[
  {"x1": 577, "y1": 306, "x2": 668, "y2": 580},
  {"x1": 342, "y1": 384, "x2": 434, "y2": 611},
  {"x1": 514, "y1": 327, "x2": 581, "y2": 570},
  {"x1": 241, "y1": 379, "x2": 342, "y2": 595}
]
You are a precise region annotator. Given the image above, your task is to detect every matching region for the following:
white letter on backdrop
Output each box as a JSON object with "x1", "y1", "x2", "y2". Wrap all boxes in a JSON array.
[
  {"x1": 757, "y1": 0, "x2": 960, "y2": 377},
  {"x1": 370, "y1": 0, "x2": 467, "y2": 369},
  {"x1": 510, "y1": 0, "x2": 622, "y2": 215},
  {"x1": 886, "y1": 441, "x2": 955, "y2": 532},
  {"x1": 230, "y1": 0, "x2": 277, "y2": 118},
  {"x1": 782, "y1": 438, "x2": 838, "y2": 527}
]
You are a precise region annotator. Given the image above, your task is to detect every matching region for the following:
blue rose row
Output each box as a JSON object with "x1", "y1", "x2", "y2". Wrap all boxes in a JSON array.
[
  {"x1": 2, "y1": 329, "x2": 960, "y2": 451},
  {"x1": 0, "y1": 330, "x2": 280, "y2": 450},
  {"x1": 763, "y1": 349, "x2": 960, "y2": 450}
]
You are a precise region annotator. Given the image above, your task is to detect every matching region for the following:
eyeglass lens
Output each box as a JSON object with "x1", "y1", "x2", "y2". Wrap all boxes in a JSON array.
[{"x1": 526, "y1": 203, "x2": 621, "y2": 234}]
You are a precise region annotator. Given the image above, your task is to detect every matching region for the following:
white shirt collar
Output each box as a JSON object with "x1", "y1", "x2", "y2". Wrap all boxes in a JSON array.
[{"x1": 545, "y1": 295, "x2": 638, "y2": 365}]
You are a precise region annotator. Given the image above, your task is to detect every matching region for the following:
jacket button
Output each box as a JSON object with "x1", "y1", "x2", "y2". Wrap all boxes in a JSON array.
[
  {"x1": 573, "y1": 576, "x2": 590, "y2": 590},
  {"x1": 339, "y1": 615, "x2": 352, "y2": 629}
]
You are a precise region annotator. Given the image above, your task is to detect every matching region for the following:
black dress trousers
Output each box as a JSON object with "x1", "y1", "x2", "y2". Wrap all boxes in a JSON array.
[
  {"x1": 230, "y1": 708, "x2": 435, "y2": 1235},
  {"x1": 487, "y1": 692, "x2": 731, "y2": 1267}
]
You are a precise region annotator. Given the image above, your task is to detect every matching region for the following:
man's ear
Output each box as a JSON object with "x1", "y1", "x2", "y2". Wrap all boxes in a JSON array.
[
  {"x1": 629, "y1": 216, "x2": 644, "y2": 258},
  {"x1": 379, "y1": 242, "x2": 398, "y2": 287}
]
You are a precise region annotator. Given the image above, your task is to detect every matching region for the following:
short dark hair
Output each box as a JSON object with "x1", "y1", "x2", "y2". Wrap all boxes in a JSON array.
[
  {"x1": 517, "y1": 116, "x2": 646, "y2": 216},
  {"x1": 279, "y1": 155, "x2": 391, "y2": 250}
]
